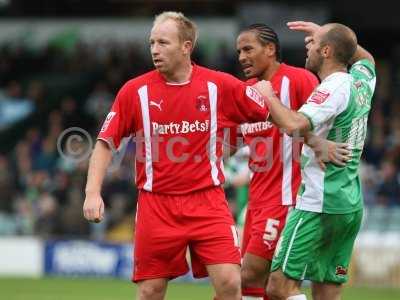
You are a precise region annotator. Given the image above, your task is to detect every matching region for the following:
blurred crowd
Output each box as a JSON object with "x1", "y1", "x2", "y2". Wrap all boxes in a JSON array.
[
  {"x1": 0, "y1": 39, "x2": 399, "y2": 240},
  {"x1": 0, "y1": 40, "x2": 149, "y2": 240}
]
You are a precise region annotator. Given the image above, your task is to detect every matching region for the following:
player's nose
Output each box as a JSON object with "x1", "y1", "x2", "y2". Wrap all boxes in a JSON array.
[
  {"x1": 238, "y1": 52, "x2": 247, "y2": 64},
  {"x1": 151, "y1": 44, "x2": 161, "y2": 55}
]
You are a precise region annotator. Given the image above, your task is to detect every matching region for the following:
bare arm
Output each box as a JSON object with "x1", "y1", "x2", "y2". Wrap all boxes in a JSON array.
[
  {"x1": 349, "y1": 45, "x2": 375, "y2": 65},
  {"x1": 85, "y1": 140, "x2": 112, "y2": 194},
  {"x1": 254, "y1": 81, "x2": 311, "y2": 136},
  {"x1": 287, "y1": 21, "x2": 375, "y2": 66},
  {"x1": 304, "y1": 132, "x2": 351, "y2": 170},
  {"x1": 83, "y1": 140, "x2": 113, "y2": 222}
]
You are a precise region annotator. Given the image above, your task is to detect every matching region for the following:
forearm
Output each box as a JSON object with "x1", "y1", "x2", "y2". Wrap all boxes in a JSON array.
[
  {"x1": 85, "y1": 140, "x2": 113, "y2": 195},
  {"x1": 304, "y1": 132, "x2": 320, "y2": 147},
  {"x1": 349, "y1": 45, "x2": 374, "y2": 65},
  {"x1": 304, "y1": 132, "x2": 328, "y2": 155},
  {"x1": 266, "y1": 95, "x2": 311, "y2": 136}
]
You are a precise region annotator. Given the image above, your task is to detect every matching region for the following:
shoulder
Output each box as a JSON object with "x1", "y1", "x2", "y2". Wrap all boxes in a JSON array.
[
  {"x1": 127, "y1": 69, "x2": 161, "y2": 89},
  {"x1": 115, "y1": 70, "x2": 160, "y2": 105},
  {"x1": 311, "y1": 73, "x2": 350, "y2": 102},
  {"x1": 282, "y1": 63, "x2": 318, "y2": 82},
  {"x1": 215, "y1": 70, "x2": 242, "y2": 86},
  {"x1": 322, "y1": 73, "x2": 351, "y2": 90},
  {"x1": 195, "y1": 65, "x2": 239, "y2": 83},
  {"x1": 196, "y1": 65, "x2": 221, "y2": 78},
  {"x1": 193, "y1": 67, "x2": 244, "y2": 94}
]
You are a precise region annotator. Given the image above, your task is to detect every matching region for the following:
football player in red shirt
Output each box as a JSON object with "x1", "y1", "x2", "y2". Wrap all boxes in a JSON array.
[{"x1": 83, "y1": 12, "x2": 272, "y2": 300}]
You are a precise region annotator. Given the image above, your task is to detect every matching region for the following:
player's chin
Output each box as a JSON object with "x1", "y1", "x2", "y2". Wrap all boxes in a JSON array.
[
  {"x1": 153, "y1": 62, "x2": 165, "y2": 71},
  {"x1": 243, "y1": 69, "x2": 255, "y2": 78},
  {"x1": 305, "y1": 60, "x2": 313, "y2": 71}
]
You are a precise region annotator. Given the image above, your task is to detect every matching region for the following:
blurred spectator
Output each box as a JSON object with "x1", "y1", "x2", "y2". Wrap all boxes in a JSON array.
[
  {"x1": 5, "y1": 80, "x2": 22, "y2": 99},
  {"x1": 0, "y1": 81, "x2": 34, "y2": 129},
  {"x1": 84, "y1": 81, "x2": 113, "y2": 123},
  {"x1": 58, "y1": 187, "x2": 90, "y2": 237},
  {"x1": 33, "y1": 138, "x2": 58, "y2": 173},
  {"x1": 360, "y1": 162, "x2": 379, "y2": 206},
  {"x1": 376, "y1": 161, "x2": 400, "y2": 206},
  {"x1": 0, "y1": 154, "x2": 15, "y2": 213},
  {"x1": 34, "y1": 192, "x2": 60, "y2": 238},
  {"x1": 13, "y1": 194, "x2": 35, "y2": 235},
  {"x1": 26, "y1": 80, "x2": 46, "y2": 113}
]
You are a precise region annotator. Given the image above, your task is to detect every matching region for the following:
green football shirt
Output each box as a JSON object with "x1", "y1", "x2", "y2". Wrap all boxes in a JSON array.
[{"x1": 297, "y1": 59, "x2": 376, "y2": 214}]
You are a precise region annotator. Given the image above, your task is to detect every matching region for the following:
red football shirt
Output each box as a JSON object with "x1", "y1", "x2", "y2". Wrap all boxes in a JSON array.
[
  {"x1": 98, "y1": 64, "x2": 269, "y2": 194},
  {"x1": 237, "y1": 63, "x2": 318, "y2": 208}
]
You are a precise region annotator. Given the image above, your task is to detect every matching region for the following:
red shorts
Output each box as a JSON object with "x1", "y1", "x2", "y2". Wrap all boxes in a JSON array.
[
  {"x1": 241, "y1": 205, "x2": 291, "y2": 261},
  {"x1": 132, "y1": 186, "x2": 241, "y2": 282}
]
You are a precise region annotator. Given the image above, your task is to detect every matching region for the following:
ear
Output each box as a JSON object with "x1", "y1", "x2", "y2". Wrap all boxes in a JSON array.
[
  {"x1": 321, "y1": 44, "x2": 331, "y2": 58},
  {"x1": 266, "y1": 43, "x2": 276, "y2": 57},
  {"x1": 182, "y1": 41, "x2": 193, "y2": 55}
]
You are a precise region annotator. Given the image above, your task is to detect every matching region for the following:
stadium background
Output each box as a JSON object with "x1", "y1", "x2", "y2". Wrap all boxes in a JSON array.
[{"x1": 0, "y1": 0, "x2": 399, "y2": 299}]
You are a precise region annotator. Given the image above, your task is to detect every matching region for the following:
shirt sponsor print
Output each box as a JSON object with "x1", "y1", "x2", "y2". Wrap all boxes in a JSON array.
[
  {"x1": 152, "y1": 120, "x2": 209, "y2": 135},
  {"x1": 246, "y1": 86, "x2": 265, "y2": 108},
  {"x1": 100, "y1": 111, "x2": 116, "y2": 132},
  {"x1": 308, "y1": 89, "x2": 330, "y2": 104},
  {"x1": 241, "y1": 121, "x2": 274, "y2": 135}
]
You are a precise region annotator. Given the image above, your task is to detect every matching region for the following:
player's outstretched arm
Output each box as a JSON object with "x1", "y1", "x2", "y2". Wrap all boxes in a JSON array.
[
  {"x1": 253, "y1": 80, "x2": 311, "y2": 136},
  {"x1": 83, "y1": 140, "x2": 112, "y2": 223},
  {"x1": 287, "y1": 21, "x2": 375, "y2": 65}
]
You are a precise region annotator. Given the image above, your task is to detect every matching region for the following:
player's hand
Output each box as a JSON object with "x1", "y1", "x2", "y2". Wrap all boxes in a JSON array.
[
  {"x1": 287, "y1": 21, "x2": 321, "y2": 45},
  {"x1": 252, "y1": 80, "x2": 276, "y2": 101},
  {"x1": 314, "y1": 141, "x2": 351, "y2": 171},
  {"x1": 83, "y1": 192, "x2": 105, "y2": 223},
  {"x1": 287, "y1": 21, "x2": 321, "y2": 35}
]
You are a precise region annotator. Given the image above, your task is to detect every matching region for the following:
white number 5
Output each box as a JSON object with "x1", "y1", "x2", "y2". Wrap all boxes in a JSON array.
[{"x1": 263, "y1": 218, "x2": 280, "y2": 242}]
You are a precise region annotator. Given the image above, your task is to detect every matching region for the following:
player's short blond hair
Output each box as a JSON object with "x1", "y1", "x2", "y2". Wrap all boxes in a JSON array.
[{"x1": 153, "y1": 11, "x2": 198, "y2": 51}]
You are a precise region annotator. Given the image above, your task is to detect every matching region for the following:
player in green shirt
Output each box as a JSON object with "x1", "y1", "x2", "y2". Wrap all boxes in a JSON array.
[{"x1": 255, "y1": 21, "x2": 376, "y2": 300}]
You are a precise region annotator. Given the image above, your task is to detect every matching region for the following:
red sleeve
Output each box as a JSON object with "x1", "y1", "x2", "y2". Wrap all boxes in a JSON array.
[
  {"x1": 97, "y1": 81, "x2": 136, "y2": 151},
  {"x1": 218, "y1": 72, "x2": 269, "y2": 127},
  {"x1": 296, "y1": 70, "x2": 319, "y2": 107}
]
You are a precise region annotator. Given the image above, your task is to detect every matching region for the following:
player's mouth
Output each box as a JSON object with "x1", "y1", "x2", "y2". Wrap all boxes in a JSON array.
[
  {"x1": 242, "y1": 64, "x2": 253, "y2": 73},
  {"x1": 153, "y1": 58, "x2": 164, "y2": 67}
]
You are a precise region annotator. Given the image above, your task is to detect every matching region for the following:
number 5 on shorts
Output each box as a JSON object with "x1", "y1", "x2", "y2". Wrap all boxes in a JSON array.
[{"x1": 263, "y1": 219, "x2": 280, "y2": 242}]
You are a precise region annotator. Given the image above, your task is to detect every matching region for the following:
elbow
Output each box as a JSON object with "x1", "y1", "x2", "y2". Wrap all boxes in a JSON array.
[
  {"x1": 284, "y1": 126, "x2": 294, "y2": 137},
  {"x1": 97, "y1": 138, "x2": 115, "y2": 152},
  {"x1": 367, "y1": 53, "x2": 375, "y2": 65},
  {"x1": 281, "y1": 112, "x2": 308, "y2": 136}
]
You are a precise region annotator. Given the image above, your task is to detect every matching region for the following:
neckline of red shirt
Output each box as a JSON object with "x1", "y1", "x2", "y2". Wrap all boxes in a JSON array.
[
  {"x1": 270, "y1": 62, "x2": 287, "y2": 82},
  {"x1": 156, "y1": 62, "x2": 197, "y2": 86}
]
